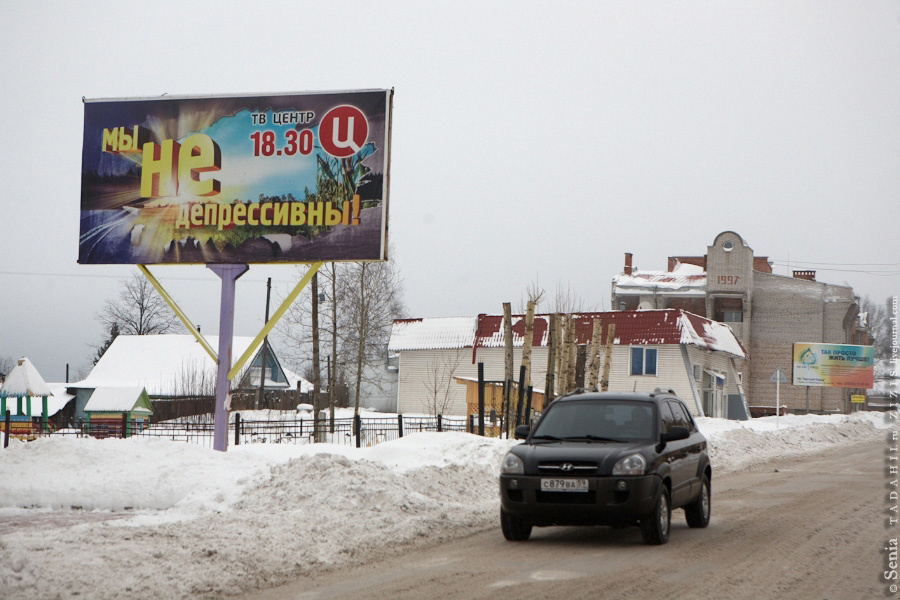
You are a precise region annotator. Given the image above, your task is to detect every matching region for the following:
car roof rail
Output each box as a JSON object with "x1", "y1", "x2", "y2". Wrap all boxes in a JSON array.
[{"x1": 653, "y1": 387, "x2": 677, "y2": 396}]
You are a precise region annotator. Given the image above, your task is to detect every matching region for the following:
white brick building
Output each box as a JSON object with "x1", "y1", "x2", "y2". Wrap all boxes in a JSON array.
[{"x1": 612, "y1": 231, "x2": 868, "y2": 413}]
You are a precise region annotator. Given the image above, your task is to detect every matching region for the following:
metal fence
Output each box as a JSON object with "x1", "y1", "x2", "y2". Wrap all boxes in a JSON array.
[{"x1": 6, "y1": 413, "x2": 473, "y2": 449}]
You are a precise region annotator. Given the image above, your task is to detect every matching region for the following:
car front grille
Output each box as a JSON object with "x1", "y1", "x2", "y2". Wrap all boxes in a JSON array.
[{"x1": 537, "y1": 462, "x2": 597, "y2": 473}]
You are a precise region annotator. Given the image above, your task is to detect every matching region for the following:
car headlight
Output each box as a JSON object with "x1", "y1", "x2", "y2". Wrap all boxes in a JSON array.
[
  {"x1": 613, "y1": 453, "x2": 646, "y2": 476},
  {"x1": 501, "y1": 452, "x2": 525, "y2": 474}
]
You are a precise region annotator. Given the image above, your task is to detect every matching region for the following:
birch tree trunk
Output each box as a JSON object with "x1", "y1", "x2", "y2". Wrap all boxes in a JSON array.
[
  {"x1": 564, "y1": 316, "x2": 576, "y2": 393},
  {"x1": 601, "y1": 323, "x2": 615, "y2": 392},
  {"x1": 521, "y1": 301, "x2": 536, "y2": 388},
  {"x1": 545, "y1": 315, "x2": 556, "y2": 405},
  {"x1": 587, "y1": 318, "x2": 602, "y2": 391},
  {"x1": 502, "y1": 302, "x2": 514, "y2": 437}
]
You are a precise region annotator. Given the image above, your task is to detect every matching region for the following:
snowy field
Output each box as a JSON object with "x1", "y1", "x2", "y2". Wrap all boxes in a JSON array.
[{"x1": 0, "y1": 411, "x2": 893, "y2": 599}]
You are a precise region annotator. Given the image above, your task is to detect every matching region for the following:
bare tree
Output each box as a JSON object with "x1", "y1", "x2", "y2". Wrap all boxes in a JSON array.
[
  {"x1": 278, "y1": 254, "x2": 405, "y2": 417},
  {"x1": 279, "y1": 266, "x2": 343, "y2": 372},
  {"x1": 340, "y1": 255, "x2": 406, "y2": 415},
  {"x1": 860, "y1": 295, "x2": 892, "y2": 358},
  {"x1": 518, "y1": 277, "x2": 547, "y2": 313},
  {"x1": 421, "y1": 348, "x2": 465, "y2": 416},
  {"x1": 97, "y1": 273, "x2": 182, "y2": 336}
]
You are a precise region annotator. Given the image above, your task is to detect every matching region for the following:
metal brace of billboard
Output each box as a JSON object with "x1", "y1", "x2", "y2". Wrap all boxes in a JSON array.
[
  {"x1": 792, "y1": 342, "x2": 875, "y2": 389},
  {"x1": 80, "y1": 90, "x2": 392, "y2": 264}
]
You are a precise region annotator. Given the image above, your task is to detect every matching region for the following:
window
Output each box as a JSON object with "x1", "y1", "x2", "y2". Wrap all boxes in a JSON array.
[
  {"x1": 713, "y1": 297, "x2": 743, "y2": 323},
  {"x1": 668, "y1": 401, "x2": 693, "y2": 431},
  {"x1": 658, "y1": 402, "x2": 675, "y2": 433},
  {"x1": 630, "y1": 347, "x2": 657, "y2": 376}
]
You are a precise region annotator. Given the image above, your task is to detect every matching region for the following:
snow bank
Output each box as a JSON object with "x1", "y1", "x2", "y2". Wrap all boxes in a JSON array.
[{"x1": 0, "y1": 412, "x2": 890, "y2": 599}]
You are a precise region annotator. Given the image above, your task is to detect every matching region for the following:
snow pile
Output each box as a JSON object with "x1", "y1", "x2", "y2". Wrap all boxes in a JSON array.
[
  {"x1": 0, "y1": 412, "x2": 891, "y2": 599},
  {"x1": 700, "y1": 412, "x2": 889, "y2": 474}
]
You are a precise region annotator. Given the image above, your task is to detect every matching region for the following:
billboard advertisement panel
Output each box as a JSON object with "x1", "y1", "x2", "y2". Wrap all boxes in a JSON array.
[
  {"x1": 792, "y1": 343, "x2": 875, "y2": 388},
  {"x1": 80, "y1": 90, "x2": 392, "y2": 264}
]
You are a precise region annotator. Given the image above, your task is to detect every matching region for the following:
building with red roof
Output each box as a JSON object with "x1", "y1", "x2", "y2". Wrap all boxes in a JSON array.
[{"x1": 389, "y1": 309, "x2": 748, "y2": 419}]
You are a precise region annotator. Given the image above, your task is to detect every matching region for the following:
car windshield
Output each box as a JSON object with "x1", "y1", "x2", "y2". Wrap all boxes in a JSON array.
[{"x1": 532, "y1": 400, "x2": 655, "y2": 442}]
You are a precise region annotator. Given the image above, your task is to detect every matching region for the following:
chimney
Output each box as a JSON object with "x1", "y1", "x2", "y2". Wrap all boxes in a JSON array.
[
  {"x1": 793, "y1": 270, "x2": 816, "y2": 281},
  {"x1": 624, "y1": 253, "x2": 633, "y2": 276}
]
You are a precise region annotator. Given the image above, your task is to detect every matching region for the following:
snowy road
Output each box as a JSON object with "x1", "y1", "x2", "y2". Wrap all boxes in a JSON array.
[
  {"x1": 0, "y1": 412, "x2": 892, "y2": 599},
  {"x1": 248, "y1": 440, "x2": 890, "y2": 600}
]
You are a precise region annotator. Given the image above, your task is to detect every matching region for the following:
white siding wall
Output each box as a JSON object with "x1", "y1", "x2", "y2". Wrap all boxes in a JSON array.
[
  {"x1": 396, "y1": 347, "x2": 550, "y2": 416},
  {"x1": 683, "y1": 346, "x2": 746, "y2": 417},
  {"x1": 605, "y1": 346, "x2": 697, "y2": 414},
  {"x1": 396, "y1": 344, "x2": 721, "y2": 417}
]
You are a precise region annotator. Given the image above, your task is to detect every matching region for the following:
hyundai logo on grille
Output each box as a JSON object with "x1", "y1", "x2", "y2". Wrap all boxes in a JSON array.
[{"x1": 560, "y1": 463, "x2": 574, "y2": 472}]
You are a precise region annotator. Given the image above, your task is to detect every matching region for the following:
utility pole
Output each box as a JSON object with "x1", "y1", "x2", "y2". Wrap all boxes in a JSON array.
[
  {"x1": 311, "y1": 273, "x2": 321, "y2": 437},
  {"x1": 330, "y1": 263, "x2": 337, "y2": 432},
  {"x1": 256, "y1": 277, "x2": 272, "y2": 410}
]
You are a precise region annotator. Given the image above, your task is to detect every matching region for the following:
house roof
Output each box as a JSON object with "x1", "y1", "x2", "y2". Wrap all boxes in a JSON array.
[
  {"x1": 83, "y1": 387, "x2": 152, "y2": 414},
  {"x1": 0, "y1": 357, "x2": 53, "y2": 397},
  {"x1": 390, "y1": 309, "x2": 748, "y2": 359},
  {"x1": 73, "y1": 335, "x2": 266, "y2": 395},
  {"x1": 389, "y1": 317, "x2": 477, "y2": 351},
  {"x1": 45, "y1": 384, "x2": 75, "y2": 416},
  {"x1": 613, "y1": 262, "x2": 708, "y2": 297}
]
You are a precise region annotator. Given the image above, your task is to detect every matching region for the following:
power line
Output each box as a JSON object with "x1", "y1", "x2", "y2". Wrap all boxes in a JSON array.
[
  {"x1": 0, "y1": 270, "x2": 302, "y2": 284},
  {"x1": 771, "y1": 259, "x2": 900, "y2": 267},
  {"x1": 769, "y1": 262, "x2": 900, "y2": 277}
]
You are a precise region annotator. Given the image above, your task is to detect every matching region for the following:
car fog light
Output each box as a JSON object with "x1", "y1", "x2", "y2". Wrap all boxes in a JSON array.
[
  {"x1": 510, "y1": 479, "x2": 519, "y2": 489},
  {"x1": 616, "y1": 480, "x2": 627, "y2": 491}
]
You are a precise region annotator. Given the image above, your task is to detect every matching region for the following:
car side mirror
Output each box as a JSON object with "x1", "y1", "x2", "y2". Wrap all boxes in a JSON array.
[
  {"x1": 514, "y1": 425, "x2": 531, "y2": 440},
  {"x1": 660, "y1": 426, "x2": 690, "y2": 442}
]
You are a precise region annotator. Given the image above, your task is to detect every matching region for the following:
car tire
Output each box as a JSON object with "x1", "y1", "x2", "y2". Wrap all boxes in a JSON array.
[
  {"x1": 684, "y1": 474, "x2": 711, "y2": 528},
  {"x1": 501, "y1": 509, "x2": 532, "y2": 541},
  {"x1": 640, "y1": 486, "x2": 671, "y2": 545}
]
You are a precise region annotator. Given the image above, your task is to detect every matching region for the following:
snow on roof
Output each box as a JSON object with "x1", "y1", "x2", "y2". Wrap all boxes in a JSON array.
[
  {"x1": 612, "y1": 269, "x2": 707, "y2": 296},
  {"x1": 72, "y1": 335, "x2": 261, "y2": 395},
  {"x1": 0, "y1": 357, "x2": 53, "y2": 397},
  {"x1": 388, "y1": 317, "x2": 476, "y2": 351},
  {"x1": 45, "y1": 384, "x2": 75, "y2": 416},
  {"x1": 676, "y1": 312, "x2": 749, "y2": 358},
  {"x1": 281, "y1": 366, "x2": 313, "y2": 394},
  {"x1": 390, "y1": 310, "x2": 748, "y2": 359},
  {"x1": 83, "y1": 387, "x2": 151, "y2": 413}
]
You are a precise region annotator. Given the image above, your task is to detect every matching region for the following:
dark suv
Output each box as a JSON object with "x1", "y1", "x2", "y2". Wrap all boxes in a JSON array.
[{"x1": 499, "y1": 389, "x2": 711, "y2": 544}]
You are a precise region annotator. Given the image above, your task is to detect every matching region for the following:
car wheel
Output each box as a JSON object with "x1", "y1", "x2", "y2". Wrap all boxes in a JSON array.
[
  {"x1": 501, "y1": 508, "x2": 532, "y2": 541},
  {"x1": 685, "y1": 474, "x2": 711, "y2": 528},
  {"x1": 640, "y1": 486, "x2": 671, "y2": 545}
]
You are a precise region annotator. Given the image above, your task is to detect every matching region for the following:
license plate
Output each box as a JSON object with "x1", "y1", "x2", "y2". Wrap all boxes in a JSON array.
[{"x1": 541, "y1": 478, "x2": 589, "y2": 492}]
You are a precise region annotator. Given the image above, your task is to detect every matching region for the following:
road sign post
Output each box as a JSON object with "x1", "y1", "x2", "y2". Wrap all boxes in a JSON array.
[{"x1": 771, "y1": 367, "x2": 789, "y2": 429}]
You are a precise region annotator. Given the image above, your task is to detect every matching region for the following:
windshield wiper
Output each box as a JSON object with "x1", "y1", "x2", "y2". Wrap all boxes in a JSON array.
[
  {"x1": 562, "y1": 435, "x2": 621, "y2": 443},
  {"x1": 530, "y1": 434, "x2": 564, "y2": 442}
]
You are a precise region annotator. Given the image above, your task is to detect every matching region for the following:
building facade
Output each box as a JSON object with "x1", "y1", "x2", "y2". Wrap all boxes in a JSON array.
[
  {"x1": 389, "y1": 310, "x2": 748, "y2": 419},
  {"x1": 612, "y1": 231, "x2": 866, "y2": 412}
]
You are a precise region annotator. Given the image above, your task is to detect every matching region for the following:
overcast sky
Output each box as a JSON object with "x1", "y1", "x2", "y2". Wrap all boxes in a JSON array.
[{"x1": 1, "y1": 1, "x2": 897, "y2": 382}]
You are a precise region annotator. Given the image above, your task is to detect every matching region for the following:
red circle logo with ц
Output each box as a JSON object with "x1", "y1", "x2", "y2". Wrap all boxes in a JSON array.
[{"x1": 319, "y1": 105, "x2": 369, "y2": 158}]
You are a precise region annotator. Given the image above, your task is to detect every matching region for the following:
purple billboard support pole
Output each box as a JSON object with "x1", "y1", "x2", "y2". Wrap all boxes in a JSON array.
[{"x1": 209, "y1": 264, "x2": 249, "y2": 451}]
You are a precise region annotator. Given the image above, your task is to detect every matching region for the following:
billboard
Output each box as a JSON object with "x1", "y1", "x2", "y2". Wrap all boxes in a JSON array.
[
  {"x1": 792, "y1": 343, "x2": 875, "y2": 389},
  {"x1": 80, "y1": 90, "x2": 392, "y2": 264}
]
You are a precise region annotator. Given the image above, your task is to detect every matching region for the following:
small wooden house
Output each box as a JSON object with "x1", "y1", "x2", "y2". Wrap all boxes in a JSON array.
[
  {"x1": 453, "y1": 376, "x2": 546, "y2": 436},
  {"x1": 83, "y1": 387, "x2": 153, "y2": 438},
  {"x1": 0, "y1": 357, "x2": 55, "y2": 437}
]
